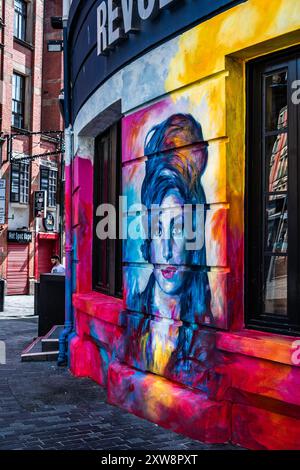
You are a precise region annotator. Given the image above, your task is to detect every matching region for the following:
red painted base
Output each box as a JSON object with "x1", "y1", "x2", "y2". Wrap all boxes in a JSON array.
[
  {"x1": 107, "y1": 361, "x2": 231, "y2": 444},
  {"x1": 70, "y1": 335, "x2": 109, "y2": 386},
  {"x1": 232, "y1": 404, "x2": 300, "y2": 450},
  {"x1": 68, "y1": 294, "x2": 300, "y2": 450}
]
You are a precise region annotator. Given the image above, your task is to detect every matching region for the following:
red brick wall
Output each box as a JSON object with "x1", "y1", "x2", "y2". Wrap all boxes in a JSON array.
[
  {"x1": 42, "y1": 0, "x2": 63, "y2": 132},
  {"x1": 0, "y1": 0, "x2": 63, "y2": 288}
]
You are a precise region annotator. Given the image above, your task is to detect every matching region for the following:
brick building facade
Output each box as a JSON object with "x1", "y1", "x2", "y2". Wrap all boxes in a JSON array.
[{"x1": 0, "y1": 0, "x2": 63, "y2": 295}]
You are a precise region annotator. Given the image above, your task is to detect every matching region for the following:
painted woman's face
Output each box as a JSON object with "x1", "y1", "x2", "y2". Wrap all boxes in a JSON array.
[{"x1": 150, "y1": 192, "x2": 193, "y2": 295}]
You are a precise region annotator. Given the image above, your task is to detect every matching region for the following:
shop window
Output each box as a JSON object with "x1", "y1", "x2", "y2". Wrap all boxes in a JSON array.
[
  {"x1": 246, "y1": 48, "x2": 300, "y2": 335},
  {"x1": 12, "y1": 73, "x2": 25, "y2": 129},
  {"x1": 14, "y1": 0, "x2": 27, "y2": 42},
  {"x1": 40, "y1": 167, "x2": 58, "y2": 208},
  {"x1": 93, "y1": 123, "x2": 122, "y2": 297},
  {"x1": 10, "y1": 161, "x2": 30, "y2": 204}
]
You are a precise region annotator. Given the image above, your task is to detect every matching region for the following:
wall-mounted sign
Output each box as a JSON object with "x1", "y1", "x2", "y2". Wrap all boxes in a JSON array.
[
  {"x1": 68, "y1": 0, "x2": 246, "y2": 119},
  {"x1": 43, "y1": 212, "x2": 55, "y2": 232},
  {"x1": 7, "y1": 231, "x2": 32, "y2": 243},
  {"x1": 97, "y1": 0, "x2": 177, "y2": 55},
  {"x1": 0, "y1": 179, "x2": 6, "y2": 225},
  {"x1": 34, "y1": 191, "x2": 47, "y2": 218}
]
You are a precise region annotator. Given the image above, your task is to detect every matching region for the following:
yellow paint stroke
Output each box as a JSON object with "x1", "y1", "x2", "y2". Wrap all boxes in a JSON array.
[
  {"x1": 166, "y1": 0, "x2": 300, "y2": 241},
  {"x1": 143, "y1": 375, "x2": 175, "y2": 420},
  {"x1": 152, "y1": 322, "x2": 176, "y2": 375},
  {"x1": 166, "y1": 0, "x2": 300, "y2": 91},
  {"x1": 170, "y1": 75, "x2": 226, "y2": 142}
]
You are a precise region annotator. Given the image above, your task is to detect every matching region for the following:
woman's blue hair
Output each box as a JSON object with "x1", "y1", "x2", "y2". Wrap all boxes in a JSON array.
[
  {"x1": 141, "y1": 113, "x2": 209, "y2": 265},
  {"x1": 133, "y1": 113, "x2": 213, "y2": 325}
]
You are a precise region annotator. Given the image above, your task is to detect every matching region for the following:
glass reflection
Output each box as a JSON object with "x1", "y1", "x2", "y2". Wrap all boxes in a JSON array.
[
  {"x1": 266, "y1": 131, "x2": 288, "y2": 192},
  {"x1": 264, "y1": 256, "x2": 287, "y2": 316},
  {"x1": 261, "y1": 68, "x2": 289, "y2": 319},
  {"x1": 266, "y1": 195, "x2": 288, "y2": 253},
  {"x1": 265, "y1": 71, "x2": 287, "y2": 132}
]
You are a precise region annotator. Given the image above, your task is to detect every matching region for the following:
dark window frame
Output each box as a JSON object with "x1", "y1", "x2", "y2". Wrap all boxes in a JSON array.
[
  {"x1": 10, "y1": 161, "x2": 30, "y2": 205},
  {"x1": 14, "y1": 0, "x2": 27, "y2": 42},
  {"x1": 246, "y1": 46, "x2": 300, "y2": 336},
  {"x1": 40, "y1": 166, "x2": 58, "y2": 208},
  {"x1": 12, "y1": 72, "x2": 25, "y2": 129},
  {"x1": 93, "y1": 123, "x2": 122, "y2": 298}
]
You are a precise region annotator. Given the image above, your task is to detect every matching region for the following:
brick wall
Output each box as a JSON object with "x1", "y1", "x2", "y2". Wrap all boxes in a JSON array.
[
  {"x1": 0, "y1": 0, "x2": 63, "y2": 289},
  {"x1": 41, "y1": 0, "x2": 63, "y2": 132}
]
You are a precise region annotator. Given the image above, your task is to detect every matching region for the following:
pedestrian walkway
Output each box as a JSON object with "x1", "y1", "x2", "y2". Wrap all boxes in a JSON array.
[
  {"x1": 0, "y1": 296, "x2": 35, "y2": 319},
  {"x1": 0, "y1": 318, "x2": 240, "y2": 450}
]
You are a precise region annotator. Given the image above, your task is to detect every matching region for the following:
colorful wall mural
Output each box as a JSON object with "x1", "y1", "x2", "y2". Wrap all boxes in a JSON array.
[
  {"x1": 67, "y1": 0, "x2": 300, "y2": 451},
  {"x1": 122, "y1": 85, "x2": 229, "y2": 331},
  {"x1": 120, "y1": 99, "x2": 229, "y2": 400}
]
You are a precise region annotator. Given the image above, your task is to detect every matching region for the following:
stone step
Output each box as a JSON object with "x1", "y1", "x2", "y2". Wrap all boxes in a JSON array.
[
  {"x1": 41, "y1": 338, "x2": 59, "y2": 352},
  {"x1": 41, "y1": 325, "x2": 64, "y2": 352},
  {"x1": 21, "y1": 325, "x2": 63, "y2": 362},
  {"x1": 21, "y1": 349, "x2": 58, "y2": 362}
]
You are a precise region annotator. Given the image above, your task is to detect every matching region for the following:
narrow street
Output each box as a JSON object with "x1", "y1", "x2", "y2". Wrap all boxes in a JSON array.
[
  {"x1": 0, "y1": 296, "x2": 35, "y2": 320},
  {"x1": 0, "y1": 297, "x2": 238, "y2": 451}
]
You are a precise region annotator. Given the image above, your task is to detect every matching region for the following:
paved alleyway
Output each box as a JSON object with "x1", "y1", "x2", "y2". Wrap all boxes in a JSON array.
[
  {"x1": 0, "y1": 298, "x2": 239, "y2": 451},
  {"x1": 0, "y1": 296, "x2": 35, "y2": 319}
]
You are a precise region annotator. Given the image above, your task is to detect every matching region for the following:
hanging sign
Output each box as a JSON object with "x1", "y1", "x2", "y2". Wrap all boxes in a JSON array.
[
  {"x1": 43, "y1": 212, "x2": 55, "y2": 232},
  {"x1": 34, "y1": 191, "x2": 47, "y2": 218}
]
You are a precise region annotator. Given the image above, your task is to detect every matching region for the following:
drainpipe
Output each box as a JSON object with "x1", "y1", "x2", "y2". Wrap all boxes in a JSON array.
[{"x1": 58, "y1": 2, "x2": 73, "y2": 366}]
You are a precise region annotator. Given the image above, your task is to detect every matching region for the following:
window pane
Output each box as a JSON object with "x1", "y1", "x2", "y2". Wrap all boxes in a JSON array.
[
  {"x1": 263, "y1": 256, "x2": 287, "y2": 316},
  {"x1": 14, "y1": 0, "x2": 27, "y2": 41},
  {"x1": 40, "y1": 169, "x2": 48, "y2": 191},
  {"x1": 49, "y1": 170, "x2": 57, "y2": 207},
  {"x1": 265, "y1": 194, "x2": 288, "y2": 253},
  {"x1": 12, "y1": 74, "x2": 16, "y2": 98},
  {"x1": 95, "y1": 132, "x2": 112, "y2": 291},
  {"x1": 12, "y1": 73, "x2": 25, "y2": 129},
  {"x1": 19, "y1": 162, "x2": 29, "y2": 204},
  {"x1": 265, "y1": 71, "x2": 287, "y2": 132},
  {"x1": 40, "y1": 168, "x2": 57, "y2": 207},
  {"x1": 11, "y1": 164, "x2": 20, "y2": 202},
  {"x1": 265, "y1": 129, "x2": 288, "y2": 193},
  {"x1": 100, "y1": 138, "x2": 110, "y2": 204},
  {"x1": 94, "y1": 124, "x2": 122, "y2": 297},
  {"x1": 263, "y1": 68, "x2": 289, "y2": 318},
  {"x1": 14, "y1": 12, "x2": 18, "y2": 37},
  {"x1": 247, "y1": 53, "x2": 300, "y2": 333}
]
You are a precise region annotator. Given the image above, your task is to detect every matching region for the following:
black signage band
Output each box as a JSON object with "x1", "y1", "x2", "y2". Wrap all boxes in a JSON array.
[
  {"x1": 7, "y1": 231, "x2": 33, "y2": 243},
  {"x1": 68, "y1": 0, "x2": 247, "y2": 121}
]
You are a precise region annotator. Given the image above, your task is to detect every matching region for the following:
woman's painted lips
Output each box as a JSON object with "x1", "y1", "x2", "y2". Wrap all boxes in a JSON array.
[{"x1": 161, "y1": 266, "x2": 178, "y2": 280}]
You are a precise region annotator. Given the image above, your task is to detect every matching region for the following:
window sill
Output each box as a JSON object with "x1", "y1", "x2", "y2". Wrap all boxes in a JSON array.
[
  {"x1": 13, "y1": 37, "x2": 34, "y2": 51},
  {"x1": 10, "y1": 202, "x2": 29, "y2": 208},
  {"x1": 216, "y1": 329, "x2": 300, "y2": 367},
  {"x1": 11, "y1": 126, "x2": 30, "y2": 135},
  {"x1": 73, "y1": 291, "x2": 124, "y2": 326}
]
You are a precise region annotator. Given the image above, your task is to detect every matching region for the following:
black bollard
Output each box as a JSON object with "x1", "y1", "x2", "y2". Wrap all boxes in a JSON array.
[
  {"x1": 0, "y1": 279, "x2": 4, "y2": 313},
  {"x1": 38, "y1": 274, "x2": 65, "y2": 337}
]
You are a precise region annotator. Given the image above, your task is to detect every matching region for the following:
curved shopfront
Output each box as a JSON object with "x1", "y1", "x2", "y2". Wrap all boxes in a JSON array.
[{"x1": 66, "y1": 0, "x2": 300, "y2": 449}]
